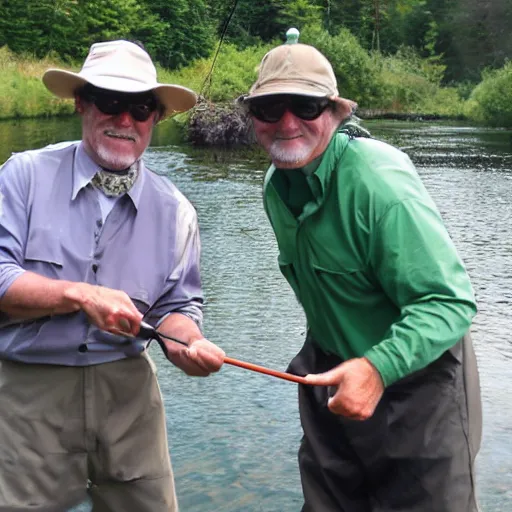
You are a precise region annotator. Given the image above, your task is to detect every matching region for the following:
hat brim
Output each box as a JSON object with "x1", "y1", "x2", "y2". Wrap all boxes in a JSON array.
[
  {"x1": 330, "y1": 96, "x2": 358, "y2": 120},
  {"x1": 43, "y1": 69, "x2": 197, "y2": 121}
]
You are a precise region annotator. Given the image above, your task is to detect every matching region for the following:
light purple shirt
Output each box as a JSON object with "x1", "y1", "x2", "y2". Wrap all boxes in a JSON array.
[{"x1": 0, "y1": 142, "x2": 203, "y2": 365}]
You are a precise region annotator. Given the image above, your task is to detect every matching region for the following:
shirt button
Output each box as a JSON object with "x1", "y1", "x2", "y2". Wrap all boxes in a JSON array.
[
  {"x1": 96, "y1": 220, "x2": 103, "y2": 227},
  {"x1": 92, "y1": 263, "x2": 98, "y2": 273},
  {"x1": 78, "y1": 344, "x2": 88, "y2": 353}
]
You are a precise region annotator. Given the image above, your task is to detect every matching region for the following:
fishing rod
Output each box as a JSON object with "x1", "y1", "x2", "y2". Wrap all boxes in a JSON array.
[
  {"x1": 84, "y1": 321, "x2": 312, "y2": 385},
  {"x1": 139, "y1": 322, "x2": 311, "y2": 385}
]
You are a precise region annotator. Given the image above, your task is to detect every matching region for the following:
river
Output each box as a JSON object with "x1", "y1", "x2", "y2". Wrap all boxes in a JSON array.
[{"x1": 0, "y1": 117, "x2": 510, "y2": 511}]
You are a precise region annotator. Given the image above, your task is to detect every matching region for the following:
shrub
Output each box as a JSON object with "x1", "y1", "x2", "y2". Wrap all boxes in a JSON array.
[
  {"x1": 464, "y1": 62, "x2": 512, "y2": 127},
  {"x1": 162, "y1": 42, "x2": 274, "y2": 102},
  {"x1": 374, "y1": 47, "x2": 464, "y2": 116},
  {"x1": 300, "y1": 24, "x2": 381, "y2": 107}
]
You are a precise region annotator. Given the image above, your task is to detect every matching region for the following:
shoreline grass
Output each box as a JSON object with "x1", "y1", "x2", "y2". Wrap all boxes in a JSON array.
[
  {"x1": 1, "y1": 44, "x2": 509, "y2": 129},
  {"x1": 0, "y1": 47, "x2": 75, "y2": 120}
]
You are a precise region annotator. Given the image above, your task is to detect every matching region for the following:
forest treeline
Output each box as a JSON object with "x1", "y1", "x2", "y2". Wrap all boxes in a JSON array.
[{"x1": 0, "y1": 0, "x2": 511, "y2": 127}]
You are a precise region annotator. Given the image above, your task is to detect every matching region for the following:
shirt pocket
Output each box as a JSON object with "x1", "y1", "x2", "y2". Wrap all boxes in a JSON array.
[
  {"x1": 24, "y1": 227, "x2": 63, "y2": 273},
  {"x1": 311, "y1": 263, "x2": 374, "y2": 300}
]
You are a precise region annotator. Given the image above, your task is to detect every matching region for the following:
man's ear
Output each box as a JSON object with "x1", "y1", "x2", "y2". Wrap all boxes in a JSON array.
[
  {"x1": 330, "y1": 96, "x2": 358, "y2": 123},
  {"x1": 74, "y1": 95, "x2": 84, "y2": 115}
]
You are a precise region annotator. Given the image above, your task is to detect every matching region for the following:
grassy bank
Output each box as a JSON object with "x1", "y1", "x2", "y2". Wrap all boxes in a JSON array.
[
  {"x1": 0, "y1": 47, "x2": 74, "y2": 119},
  {"x1": 1, "y1": 37, "x2": 510, "y2": 129}
]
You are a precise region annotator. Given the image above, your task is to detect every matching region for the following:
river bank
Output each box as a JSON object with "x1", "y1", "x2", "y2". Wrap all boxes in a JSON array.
[
  {"x1": 186, "y1": 101, "x2": 469, "y2": 147},
  {"x1": 1, "y1": 42, "x2": 511, "y2": 129}
]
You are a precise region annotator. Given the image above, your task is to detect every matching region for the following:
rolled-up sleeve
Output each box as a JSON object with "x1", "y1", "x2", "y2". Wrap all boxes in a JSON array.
[
  {"x1": 0, "y1": 156, "x2": 29, "y2": 299},
  {"x1": 149, "y1": 203, "x2": 204, "y2": 329},
  {"x1": 364, "y1": 198, "x2": 476, "y2": 386}
]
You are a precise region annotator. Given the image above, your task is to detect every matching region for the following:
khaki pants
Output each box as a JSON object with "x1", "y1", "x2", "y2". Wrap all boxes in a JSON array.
[{"x1": 0, "y1": 355, "x2": 178, "y2": 512}]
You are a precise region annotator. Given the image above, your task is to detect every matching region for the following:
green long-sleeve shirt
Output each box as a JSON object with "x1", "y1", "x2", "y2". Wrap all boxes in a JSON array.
[{"x1": 263, "y1": 131, "x2": 476, "y2": 386}]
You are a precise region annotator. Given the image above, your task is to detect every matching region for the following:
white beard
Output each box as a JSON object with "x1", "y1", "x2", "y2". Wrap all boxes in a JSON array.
[
  {"x1": 269, "y1": 140, "x2": 311, "y2": 167},
  {"x1": 96, "y1": 144, "x2": 138, "y2": 170}
]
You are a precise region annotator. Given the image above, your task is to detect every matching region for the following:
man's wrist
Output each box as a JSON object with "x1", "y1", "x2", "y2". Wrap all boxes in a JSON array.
[
  {"x1": 61, "y1": 281, "x2": 90, "y2": 313},
  {"x1": 362, "y1": 357, "x2": 385, "y2": 387}
]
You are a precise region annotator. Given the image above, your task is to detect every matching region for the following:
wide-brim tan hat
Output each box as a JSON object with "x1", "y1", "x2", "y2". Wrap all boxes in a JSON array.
[
  {"x1": 245, "y1": 35, "x2": 357, "y2": 119},
  {"x1": 43, "y1": 40, "x2": 197, "y2": 121}
]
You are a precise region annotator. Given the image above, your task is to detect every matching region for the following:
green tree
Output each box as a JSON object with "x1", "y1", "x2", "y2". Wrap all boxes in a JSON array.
[
  {"x1": 443, "y1": 0, "x2": 512, "y2": 81},
  {"x1": 0, "y1": 0, "x2": 79, "y2": 57},
  {"x1": 0, "y1": 0, "x2": 167, "y2": 62},
  {"x1": 209, "y1": 0, "x2": 321, "y2": 48},
  {"x1": 143, "y1": 0, "x2": 215, "y2": 69}
]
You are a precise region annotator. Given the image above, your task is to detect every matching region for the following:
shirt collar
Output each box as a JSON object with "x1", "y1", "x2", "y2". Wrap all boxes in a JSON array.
[
  {"x1": 264, "y1": 131, "x2": 350, "y2": 207},
  {"x1": 309, "y1": 131, "x2": 350, "y2": 197},
  {"x1": 72, "y1": 142, "x2": 145, "y2": 210}
]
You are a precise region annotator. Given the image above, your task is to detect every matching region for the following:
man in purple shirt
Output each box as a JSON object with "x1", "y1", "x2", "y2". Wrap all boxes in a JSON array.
[{"x1": 0, "y1": 40, "x2": 225, "y2": 511}]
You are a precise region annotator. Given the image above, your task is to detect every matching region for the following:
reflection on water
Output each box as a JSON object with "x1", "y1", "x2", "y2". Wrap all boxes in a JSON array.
[
  {"x1": 1, "y1": 118, "x2": 511, "y2": 511},
  {"x1": 0, "y1": 117, "x2": 81, "y2": 161},
  {"x1": 0, "y1": 115, "x2": 188, "y2": 164}
]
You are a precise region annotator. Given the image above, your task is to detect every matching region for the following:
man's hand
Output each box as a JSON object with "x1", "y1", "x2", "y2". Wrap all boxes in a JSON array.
[
  {"x1": 172, "y1": 337, "x2": 225, "y2": 377},
  {"x1": 304, "y1": 357, "x2": 384, "y2": 420},
  {"x1": 158, "y1": 313, "x2": 225, "y2": 376},
  {"x1": 64, "y1": 283, "x2": 143, "y2": 336}
]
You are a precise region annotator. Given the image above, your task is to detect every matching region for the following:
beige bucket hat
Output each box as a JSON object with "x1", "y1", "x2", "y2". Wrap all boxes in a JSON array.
[
  {"x1": 43, "y1": 40, "x2": 197, "y2": 120},
  {"x1": 244, "y1": 29, "x2": 356, "y2": 117}
]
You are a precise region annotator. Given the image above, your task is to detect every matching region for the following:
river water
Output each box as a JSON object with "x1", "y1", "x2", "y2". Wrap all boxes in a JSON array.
[{"x1": 0, "y1": 117, "x2": 510, "y2": 511}]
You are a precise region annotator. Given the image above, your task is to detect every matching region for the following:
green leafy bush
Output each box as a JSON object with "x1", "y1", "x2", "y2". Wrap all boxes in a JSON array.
[
  {"x1": 163, "y1": 42, "x2": 274, "y2": 102},
  {"x1": 464, "y1": 62, "x2": 512, "y2": 127},
  {"x1": 300, "y1": 24, "x2": 381, "y2": 107},
  {"x1": 374, "y1": 47, "x2": 464, "y2": 116}
]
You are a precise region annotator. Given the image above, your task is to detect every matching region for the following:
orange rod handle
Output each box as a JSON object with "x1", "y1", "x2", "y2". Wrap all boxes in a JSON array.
[{"x1": 223, "y1": 356, "x2": 311, "y2": 385}]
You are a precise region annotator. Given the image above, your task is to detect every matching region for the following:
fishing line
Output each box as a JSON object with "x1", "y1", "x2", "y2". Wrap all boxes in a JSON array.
[
  {"x1": 200, "y1": 0, "x2": 241, "y2": 99},
  {"x1": 84, "y1": 322, "x2": 315, "y2": 385}
]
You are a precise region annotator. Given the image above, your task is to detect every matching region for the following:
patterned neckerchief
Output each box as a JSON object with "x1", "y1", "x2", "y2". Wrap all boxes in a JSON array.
[{"x1": 91, "y1": 165, "x2": 139, "y2": 197}]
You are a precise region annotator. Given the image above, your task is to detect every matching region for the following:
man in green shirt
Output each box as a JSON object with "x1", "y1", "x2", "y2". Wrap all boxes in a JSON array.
[{"x1": 239, "y1": 32, "x2": 482, "y2": 511}]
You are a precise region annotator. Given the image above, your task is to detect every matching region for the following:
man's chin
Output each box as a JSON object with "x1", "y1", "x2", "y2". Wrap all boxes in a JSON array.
[
  {"x1": 270, "y1": 153, "x2": 311, "y2": 169},
  {"x1": 96, "y1": 148, "x2": 137, "y2": 171},
  {"x1": 269, "y1": 144, "x2": 311, "y2": 169}
]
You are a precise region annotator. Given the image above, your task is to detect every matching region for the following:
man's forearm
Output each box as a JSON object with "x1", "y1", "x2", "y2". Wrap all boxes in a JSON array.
[
  {"x1": 0, "y1": 271, "x2": 83, "y2": 320},
  {"x1": 159, "y1": 312, "x2": 204, "y2": 346},
  {"x1": 158, "y1": 312, "x2": 204, "y2": 366},
  {"x1": 157, "y1": 312, "x2": 225, "y2": 376},
  {"x1": 364, "y1": 298, "x2": 476, "y2": 387}
]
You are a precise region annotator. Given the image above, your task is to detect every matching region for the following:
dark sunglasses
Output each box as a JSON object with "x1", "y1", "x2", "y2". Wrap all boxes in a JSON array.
[
  {"x1": 248, "y1": 95, "x2": 332, "y2": 123},
  {"x1": 80, "y1": 86, "x2": 159, "y2": 122}
]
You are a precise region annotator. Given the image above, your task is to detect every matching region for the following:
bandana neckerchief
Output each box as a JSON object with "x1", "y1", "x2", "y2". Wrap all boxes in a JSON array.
[{"x1": 91, "y1": 165, "x2": 139, "y2": 197}]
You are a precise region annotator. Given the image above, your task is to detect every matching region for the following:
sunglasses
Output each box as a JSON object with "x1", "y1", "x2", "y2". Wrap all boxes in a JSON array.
[
  {"x1": 248, "y1": 95, "x2": 332, "y2": 123},
  {"x1": 80, "y1": 87, "x2": 159, "y2": 122}
]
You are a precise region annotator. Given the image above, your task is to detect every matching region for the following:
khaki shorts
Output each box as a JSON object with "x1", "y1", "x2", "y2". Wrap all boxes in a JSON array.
[{"x1": 0, "y1": 355, "x2": 177, "y2": 512}]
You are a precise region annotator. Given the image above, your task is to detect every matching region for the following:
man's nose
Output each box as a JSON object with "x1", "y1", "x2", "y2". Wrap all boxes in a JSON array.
[
  {"x1": 278, "y1": 109, "x2": 301, "y2": 130},
  {"x1": 114, "y1": 110, "x2": 134, "y2": 126}
]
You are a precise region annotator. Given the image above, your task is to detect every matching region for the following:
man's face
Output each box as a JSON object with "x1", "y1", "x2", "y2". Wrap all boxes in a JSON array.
[
  {"x1": 249, "y1": 95, "x2": 341, "y2": 169},
  {"x1": 75, "y1": 88, "x2": 160, "y2": 171}
]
